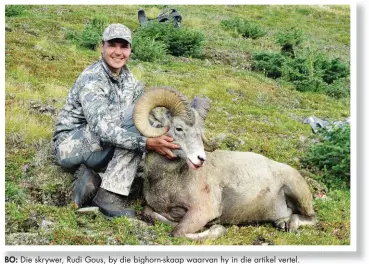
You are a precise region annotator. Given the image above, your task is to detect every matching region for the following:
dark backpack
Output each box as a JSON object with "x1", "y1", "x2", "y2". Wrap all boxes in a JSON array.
[{"x1": 138, "y1": 8, "x2": 182, "y2": 28}]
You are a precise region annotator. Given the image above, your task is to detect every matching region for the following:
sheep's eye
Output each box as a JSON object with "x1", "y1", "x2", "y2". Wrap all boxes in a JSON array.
[{"x1": 175, "y1": 127, "x2": 183, "y2": 132}]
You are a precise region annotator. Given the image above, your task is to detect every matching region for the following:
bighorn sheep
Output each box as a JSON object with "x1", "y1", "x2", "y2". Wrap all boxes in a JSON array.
[{"x1": 133, "y1": 87, "x2": 316, "y2": 240}]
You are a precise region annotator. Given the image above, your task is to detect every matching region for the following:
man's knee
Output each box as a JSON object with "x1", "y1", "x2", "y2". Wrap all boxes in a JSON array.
[
  {"x1": 55, "y1": 143, "x2": 115, "y2": 171},
  {"x1": 55, "y1": 128, "x2": 95, "y2": 169},
  {"x1": 55, "y1": 148, "x2": 83, "y2": 171},
  {"x1": 84, "y1": 146, "x2": 115, "y2": 170},
  {"x1": 55, "y1": 141, "x2": 85, "y2": 169}
]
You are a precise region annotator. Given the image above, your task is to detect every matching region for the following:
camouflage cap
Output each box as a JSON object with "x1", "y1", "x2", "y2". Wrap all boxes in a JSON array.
[{"x1": 102, "y1": 24, "x2": 132, "y2": 44}]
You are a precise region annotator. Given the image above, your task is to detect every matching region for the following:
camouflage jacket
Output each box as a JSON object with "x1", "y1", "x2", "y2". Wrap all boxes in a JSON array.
[{"x1": 53, "y1": 58, "x2": 146, "y2": 152}]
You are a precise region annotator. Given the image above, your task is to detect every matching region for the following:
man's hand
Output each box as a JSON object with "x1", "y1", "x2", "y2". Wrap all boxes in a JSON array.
[{"x1": 146, "y1": 135, "x2": 181, "y2": 159}]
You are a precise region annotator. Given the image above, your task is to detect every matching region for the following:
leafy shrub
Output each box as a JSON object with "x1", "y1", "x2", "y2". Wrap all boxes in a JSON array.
[
  {"x1": 134, "y1": 21, "x2": 204, "y2": 58},
  {"x1": 276, "y1": 27, "x2": 304, "y2": 47},
  {"x1": 282, "y1": 55, "x2": 326, "y2": 92},
  {"x1": 251, "y1": 51, "x2": 350, "y2": 97},
  {"x1": 293, "y1": 78, "x2": 327, "y2": 93},
  {"x1": 221, "y1": 17, "x2": 266, "y2": 39},
  {"x1": 282, "y1": 56, "x2": 314, "y2": 82},
  {"x1": 6, "y1": 5, "x2": 26, "y2": 17},
  {"x1": 286, "y1": 55, "x2": 349, "y2": 94},
  {"x1": 134, "y1": 21, "x2": 171, "y2": 42},
  {"x1": 251, "y1": 52, "x2": 287, "y2": 79},
  {"x1": 65, "y1": 28, "x2": 80, "y2": 42},
  {"x1": 295, "y1": 8, "x2": 312, "y2": 16},
  {"x1": 168, "y1": 29, "x2": 204, "y2": 57},
  {"x1": 275, "y1": 27, "x2": 303, "y2": 57},
  {"x1": 132, "y1": 37, "x2": 167, "y2": 62},
  {"x1": 80, "y1": 16, "x2": 108, "y2": 50},
  {"x1": 325, "y1": 77, "x2": 350, "y2": 99},
  {"x1": 301, "y1": 124, "x2": 350, "y2": 189},
  {"x1": 315, "y1": 57, "x2": 349, "y2": 84}
]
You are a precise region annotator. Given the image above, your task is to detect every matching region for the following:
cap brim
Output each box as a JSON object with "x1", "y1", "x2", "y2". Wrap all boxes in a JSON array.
[{"x1": 103, "y1": 37, "x2": 131, "y2": 44}]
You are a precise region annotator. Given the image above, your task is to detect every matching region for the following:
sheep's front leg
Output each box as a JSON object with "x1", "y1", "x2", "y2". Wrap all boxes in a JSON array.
[
  {"x1": 171, "y1": 207, "x2": 211, "y2": 238},
  {"x1": 142, "y1": 205, "x2": 178, "y2": 226}
]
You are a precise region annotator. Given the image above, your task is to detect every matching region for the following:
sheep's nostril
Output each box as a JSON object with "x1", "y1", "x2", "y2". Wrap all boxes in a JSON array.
[{"x1": 198, "y1": 156, "x2": 206, "y2": 163}]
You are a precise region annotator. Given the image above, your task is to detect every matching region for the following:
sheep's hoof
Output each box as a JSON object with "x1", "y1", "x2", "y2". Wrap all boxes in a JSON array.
[
  {"x1": 275, "y1": 216, "x2": 300, "y2": 232},
  {"x1": 275, "y1": 218, "x2": 289, "y2": 231},
  {"x1": 172, "y1": 228, "x2": 185, "y2": 238},
  {"x1": 286, "y1": 215, "x2": 300, "y2": 232}
]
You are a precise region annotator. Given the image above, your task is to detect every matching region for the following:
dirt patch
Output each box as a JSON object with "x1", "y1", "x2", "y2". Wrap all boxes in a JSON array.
[
  {"x1": 203, "y1": 47, "x2": 252, "y2": 70},
  {"x1": 26, "y1": 184, "x2": 72, "y2": 206},
  {"x1": 29, "y1": 100, "x2": 57, "y2": 116},
  {"x1": 252, "y1": 235, "x2": 274, "y2": 245},
  {"x1": 22, "y1": 140, "x2": 73, "y2": 206},
  {"x1": 6, "y1": 232, "x2": 52, "y2": 245}
]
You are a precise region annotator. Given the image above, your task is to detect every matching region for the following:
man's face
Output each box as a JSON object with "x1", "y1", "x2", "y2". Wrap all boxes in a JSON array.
[{"x1": 101, "y1": 39, "x2": 131, "y2": 74}]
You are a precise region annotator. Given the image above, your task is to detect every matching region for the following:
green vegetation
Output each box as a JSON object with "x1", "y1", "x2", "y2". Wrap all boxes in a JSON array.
[
  {"x1": 133, "y1": 21, "x2": 204, "y2": 60},
  {"x1": 251, "y1": 52, "x2": 286, "y2": 78},
  {"x1": 132, "y1": 36, "x2": 167, "y2": 62},
  {"x1": 275, "y1": 27, "x2": 304, "y2": 57},
  {"x1": 252, "y1": 52, "x2": 349, "y2": 97},
  {"x1": 5, "y1": 5, "x2": 350, "y2": 245},
  {"x1": 302, "y1": 124, "x2": 350, "y2": 190},
  {"x1": 248, "y1": 22, "x2": 349, "y2": 98},
  {"x1": 5, "y1": 5, "x2": 27, "y2": 17},
  {"x1": 221, "y1": 17, "x2": 266, "y2": 39},
  {"x1": 80, "y1": 16, "x2": 109, "y2": 50},
  {"x1": 65, "y1": 15, "x2": 109, "y2": 50}
]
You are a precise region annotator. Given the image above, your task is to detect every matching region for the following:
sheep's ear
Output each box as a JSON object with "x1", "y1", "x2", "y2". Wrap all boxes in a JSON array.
[{"x1": 191, "y1": 97, "x2": 210, "y2": 120}]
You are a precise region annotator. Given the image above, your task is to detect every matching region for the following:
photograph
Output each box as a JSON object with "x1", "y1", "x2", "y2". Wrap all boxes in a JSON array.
[{"x1": 4, "y1": 4, "x2": 351, "y2": 247}]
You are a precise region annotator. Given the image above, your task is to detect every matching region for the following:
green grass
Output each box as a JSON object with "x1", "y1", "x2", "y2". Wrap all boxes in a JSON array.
[{"x1": 5, "y1": 5, "x2": 350, "y2": 245}]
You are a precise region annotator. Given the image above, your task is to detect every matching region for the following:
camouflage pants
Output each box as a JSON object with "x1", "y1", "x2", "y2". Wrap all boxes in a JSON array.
[{"x1": 54, "y1": 105, "x2": 144, "y2": 196}]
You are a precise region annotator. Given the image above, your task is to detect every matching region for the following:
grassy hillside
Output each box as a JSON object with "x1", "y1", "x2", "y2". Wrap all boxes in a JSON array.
[{"x1": 5, "y1": 5, "x2": 350, "y2": 245}]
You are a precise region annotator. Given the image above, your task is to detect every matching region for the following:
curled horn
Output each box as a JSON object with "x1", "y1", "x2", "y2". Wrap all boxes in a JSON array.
[{"x1": 133, "y1": 87, "x2": 193, "y2": 137}]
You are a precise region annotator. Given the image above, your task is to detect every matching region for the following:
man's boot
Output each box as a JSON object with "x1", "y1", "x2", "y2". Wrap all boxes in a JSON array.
[
  {"x1": 72, "y1": 164, "x2": 102, "y2": 208},
  {"x1": 92, "y1": 187, "x2": 136, "y2": 218}
]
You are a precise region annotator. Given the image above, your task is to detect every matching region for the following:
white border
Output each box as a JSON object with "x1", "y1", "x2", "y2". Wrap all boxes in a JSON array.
[
  {"x1": 350, "y1": 1, "x2": 357, "y2": 254},
  {"x1": 3, "y1": 0, "x2": 359, "y2": 255}
]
